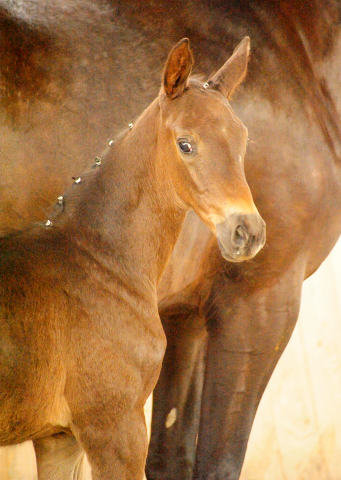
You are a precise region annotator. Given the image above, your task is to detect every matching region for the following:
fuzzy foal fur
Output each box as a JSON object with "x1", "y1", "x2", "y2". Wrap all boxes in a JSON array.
[{"x1": 0, "y1": 38, "x2": 264, "y2": 479}]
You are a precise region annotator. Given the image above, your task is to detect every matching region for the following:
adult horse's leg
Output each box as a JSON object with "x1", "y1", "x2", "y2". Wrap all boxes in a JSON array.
[
  {"x1": 33, "y1": 433, "x2": 85, "y2": 480},
  {"x1": 148, "y1": 258, "x2": 305, "y2": 480},
  {"x1": 192, "y1": 261, "x2": 305, "y2": 480},
  {"x1": 147, "y1": 308, "x2": 206, "y2": 480}
]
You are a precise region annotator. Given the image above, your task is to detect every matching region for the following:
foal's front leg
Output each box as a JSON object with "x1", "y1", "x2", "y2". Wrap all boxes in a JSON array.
[
  {"x1": 66, "y1": 323, "x2": 166, "y2": 480},
  {"x1": 74, "y1": 405, "x2": 149, "y2": 480}
]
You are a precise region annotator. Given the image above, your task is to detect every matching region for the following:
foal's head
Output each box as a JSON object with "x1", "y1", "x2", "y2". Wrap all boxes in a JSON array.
[{"x1": 158, "y1": 37, "x2": 265, "y2": 262}]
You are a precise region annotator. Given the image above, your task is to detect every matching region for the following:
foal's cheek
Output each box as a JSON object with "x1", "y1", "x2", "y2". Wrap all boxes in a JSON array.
[{"x1": 168, "y1": 162, "x2": 196, "y2": 206}]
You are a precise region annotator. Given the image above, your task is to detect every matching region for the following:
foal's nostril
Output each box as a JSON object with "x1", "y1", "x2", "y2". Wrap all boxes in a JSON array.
[
  {"x1": 216, "y1": 212, "x2": 266, "y2": 262},
  {"x1": 233, "y1": 225, "x2": 248, "y2": 246},
  {"x1": 235, "y1": 226, "x2": 244, "y2": 238}
]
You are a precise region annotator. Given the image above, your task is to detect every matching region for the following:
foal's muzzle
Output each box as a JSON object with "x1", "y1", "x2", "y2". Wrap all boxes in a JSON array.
[{"x1": 216, "y1": 212, "x2": 266, "y2": 262}]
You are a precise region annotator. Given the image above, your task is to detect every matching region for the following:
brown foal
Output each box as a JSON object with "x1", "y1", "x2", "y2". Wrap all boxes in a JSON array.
[{"x1": 0, "y1": 38, "x2": 264, "y2": 479}]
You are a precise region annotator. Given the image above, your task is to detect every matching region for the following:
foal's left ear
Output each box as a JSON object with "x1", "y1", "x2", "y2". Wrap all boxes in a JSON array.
[
  {"x1": 208, "y1": 36, "x2": 250, "y2": 99},
  {"x1": 163, "y1": 38, "x2": 194, "y2": 99}
]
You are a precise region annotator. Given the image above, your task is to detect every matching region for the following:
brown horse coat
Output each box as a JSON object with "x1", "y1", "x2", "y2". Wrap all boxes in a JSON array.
[
  {"x1": 1, "y1": 1, "x2": 341, "y2": 479},
  {"x1": 0, "y1": 33, "x2": 264, "y2": 479}
]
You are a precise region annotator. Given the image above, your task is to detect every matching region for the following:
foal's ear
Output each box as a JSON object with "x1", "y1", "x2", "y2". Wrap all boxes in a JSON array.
[
  {"x1": 208, "y1": 36, "x2": 250, "y2": 99},
  {"x1": 163, "y1": 38, "x2": 194, "y2": 99}
]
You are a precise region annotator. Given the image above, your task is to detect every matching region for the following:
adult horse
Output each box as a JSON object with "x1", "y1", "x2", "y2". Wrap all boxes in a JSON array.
[
  {"x1": 1, "y1": 1, "x2": 341, "y2": 479},
  {"x1": 0, "y1": 37, "x2": 264, "y2": 479},
  {"x1": 148, "y1": 4, "x2": 341, "y2": 480}
]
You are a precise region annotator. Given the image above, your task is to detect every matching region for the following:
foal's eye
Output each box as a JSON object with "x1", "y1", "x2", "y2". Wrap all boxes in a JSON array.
[{"x1": 178, "y1": 140, "x2": 193, "y2": 154}]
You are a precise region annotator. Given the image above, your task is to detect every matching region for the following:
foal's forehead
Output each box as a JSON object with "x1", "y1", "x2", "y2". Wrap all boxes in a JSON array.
[{"x1": 163, "y1": 85, "x2": 246, "y2": 132}]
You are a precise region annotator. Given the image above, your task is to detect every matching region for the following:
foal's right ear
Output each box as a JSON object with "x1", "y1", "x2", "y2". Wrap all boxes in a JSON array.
[
  {"x1": 208, "y1": 36, "x2": 250, "y2": 99},
  {"x1": 162, "y1": 38, "x2": 194, "y2": 99}
]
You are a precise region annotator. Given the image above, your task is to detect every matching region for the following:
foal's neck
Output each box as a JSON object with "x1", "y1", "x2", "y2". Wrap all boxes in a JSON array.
[{"x1": 62, "y1": 99, "x2": 186, "y2": 288}]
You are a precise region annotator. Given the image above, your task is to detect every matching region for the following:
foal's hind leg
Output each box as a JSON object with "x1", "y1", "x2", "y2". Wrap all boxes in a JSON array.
[{"x1": 34, "y1": 433, "x2": 85, "y2": 480}]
